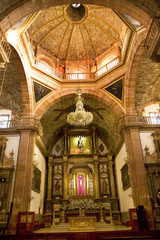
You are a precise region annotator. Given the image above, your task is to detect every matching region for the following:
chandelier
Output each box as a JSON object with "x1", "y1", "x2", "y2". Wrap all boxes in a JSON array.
[{"x1": 67, "y1": 88, "x2": 93, "y2": 126}]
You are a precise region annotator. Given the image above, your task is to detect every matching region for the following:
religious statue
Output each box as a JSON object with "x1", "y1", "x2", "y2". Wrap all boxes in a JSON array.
[
  {"x1": 157, "y1": 189, "x2": 160, "y2": 206},
  {"x1": 55, "y1": 180, "x2": 60, "y2": 194},
  {"x1": 102, "y1": 179, "x2": 108, "y2": 195},
  {"x1": 78, "y1": 175, "x2": 85, "y2": 196},
  {"x1": 77, "y1": 137, "x2": 84, "y2": 153}
]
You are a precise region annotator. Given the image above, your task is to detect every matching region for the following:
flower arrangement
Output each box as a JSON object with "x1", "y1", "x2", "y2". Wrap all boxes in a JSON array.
[{"x1": 60, "y1": 199, "x2": 102, "y2": 211}]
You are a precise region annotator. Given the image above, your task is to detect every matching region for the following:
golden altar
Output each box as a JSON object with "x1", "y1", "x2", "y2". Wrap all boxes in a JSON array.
[{"x1": 68, "y1": 215, "x2": 97, "y2": 230}]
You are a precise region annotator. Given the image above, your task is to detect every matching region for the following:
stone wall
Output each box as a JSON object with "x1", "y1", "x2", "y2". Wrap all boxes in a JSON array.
[{"x1": 135, "y1": 52, "x2": 160, "y2": 111}]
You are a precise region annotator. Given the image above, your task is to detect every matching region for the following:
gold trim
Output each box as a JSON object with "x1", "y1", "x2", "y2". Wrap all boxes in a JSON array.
[
  {"x1": 101, "y1": 76, "x2": 125, "y2": 112},
  {"x1": 79, "y1": 24, "x2": 89, "y2": 60},
  {"x1": 88, "y1": 7, "x2": 106, "y2": 11},
  {"x1": 31, "y1": 15, "x2": 64, "y2": 36},
  {"x1": 17, "y1": 12, "x2": 41, "y2": 35},
  {"x1": 83, "y1": 23, "x2": 97, "y2": 57},
  {"x1": 66, "y1": 25, "x2": 74, "y2": 60},
  {"x1": 42, "y1": 8, "x2": 63, "y2": 12},
  {"x1": 89, "y1": 13, "x2": 120, "y2": 35},
  {"x1": 33, "y1": 88, "x2": 55, "y2": 114},
  {"x1": 38, "y1": 19, "x2": 66, "y2": 46},
  {"x1": 87, "y1": 18, "x2": 117, "y2": 43},
  {"x1": 102, "y1": 77, "x2": 123, "y2": 103},
  {"x1": 32, "y1": 80, "x2": 53, "y2": 105},
  {"x1": 57, "y1": 22, "x2": 69, "y2": 58},
  {"x1": 113, "y1": 10, "x2": 139, "y2": 32}
]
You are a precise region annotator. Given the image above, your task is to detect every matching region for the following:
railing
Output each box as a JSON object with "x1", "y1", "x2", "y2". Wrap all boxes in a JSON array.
[
  {"x1": 96, "y1": 56, "x2": 120, "y2": 78},
  {"x1": 144, "y1": 17, "x2": 160, "y2": 61},
  {"x1": 24, "y1": 29, "x2": 121, "y2": 81},
  {"x1": 0, "y1": 32, "x2": 11, "y2": 62},
  {"x1": 118, "y1": 115, "x2": 160, "y2": 128},
  {"x1": 0, "y1": 118, "x2": 40, "y2": 130},
  {"x1": 35, "y1": 56, "x2": 120, "y2": 81},
  {"x1": 36, "y1": 61, "x2": 61, "y2": 79},
  {"x1": 64, "y1": 72, "x2": 95, "y2": 80},
  {"x1": 145, "y1": 18, "x2": 159, "y2": 50}
]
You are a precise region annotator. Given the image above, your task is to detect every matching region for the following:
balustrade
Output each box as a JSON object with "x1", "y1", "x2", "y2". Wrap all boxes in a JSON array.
[
  {"x1": 118, "y1": 115, "x2": 160, "y2": 129},
  {"x1": 96, "y1": 56, "x2": 120, "y2": 78},
  {"x1": 34, "y1": 56, "x2": 120, "y2": 80},
  {"x1": 0, "y1": 33, "x2": 11, "y2": 62},
  {"x1": 0, "y1": 118, "x2": 40, "y2": 130}
]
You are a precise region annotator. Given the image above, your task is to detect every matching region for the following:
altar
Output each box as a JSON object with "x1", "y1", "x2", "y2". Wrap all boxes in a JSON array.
[
  {"x1": 44, "y1": 127, "x2": 121, "y2": 227},
  {"x1": 68, "y1": 215, "x2": 96, "y2": 230}
]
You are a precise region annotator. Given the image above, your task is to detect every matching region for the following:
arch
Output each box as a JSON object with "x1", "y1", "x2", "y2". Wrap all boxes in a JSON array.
[
  {"x1": 34, "y1": 88, "x2": 125, "y2": 119},
  {"x1": 11, "y1": 46, "x2": 32, "y2": 117},
  {"x1": 0, "y1": 0, "x2": 154, "y2": 34},
  {"x1": 125, "y1": 30, "x2": 147, "y2": 115}
]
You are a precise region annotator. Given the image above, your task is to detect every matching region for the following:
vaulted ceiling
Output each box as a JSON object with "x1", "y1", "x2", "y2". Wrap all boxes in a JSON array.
[
  {"x1": 40, "y1": 94, "x2": 119, "y2": 152},
  {"x1": 1, "y1": 2, "x2": 160, "y2": 154},
  {"x1": 27, "y1": 4, "x2": 126, "y2": 62}
]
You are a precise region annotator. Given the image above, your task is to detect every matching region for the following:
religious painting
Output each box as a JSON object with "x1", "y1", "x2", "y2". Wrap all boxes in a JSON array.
[
  {"x1": 104, "y1": 78, "x2": 123, "y2": 101},
  {"x1": 54, "y1": 179, "x2": 62, "y2": 195},
  {"x1": 121, "y1": 163, "x2": 130, "y2": 191},
  {"x1": 70, "y1": 136, "x2": 92, "y2": 154},
  {"x1": 33, "y1": 81, "x2": 52, "y2": 103},
  {"x1": 32, "y1": 167, "x2": 41, "y2": 193}
]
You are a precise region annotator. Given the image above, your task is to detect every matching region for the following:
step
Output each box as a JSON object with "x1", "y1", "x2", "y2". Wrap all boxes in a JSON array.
[
  {"x1": 55, "y1": 223, "x2": 70, "y2": 230},
  {"x1": 95, "y1": 222, "x2": 114, "y2": 228}
]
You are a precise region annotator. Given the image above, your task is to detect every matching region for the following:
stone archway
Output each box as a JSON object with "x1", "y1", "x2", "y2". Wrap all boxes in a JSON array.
[
  {"x1": 10, "y1": 46, "x2": 32, "y2": 117},
  {"x1": 34, "y1": 88, "x2": 125, "y2": 119},
  {"x1": 125, "y1": 31, "x2": 147, "y2": 115}
]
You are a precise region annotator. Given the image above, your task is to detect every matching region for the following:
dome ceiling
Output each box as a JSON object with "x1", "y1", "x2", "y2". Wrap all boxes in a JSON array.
[{"x1": 27, "y1": 4, "x2": 126, "y2": 62}]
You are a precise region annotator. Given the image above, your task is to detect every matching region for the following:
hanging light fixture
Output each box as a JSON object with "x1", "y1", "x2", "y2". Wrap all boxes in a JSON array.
[
  {"x1": 67, "y1": 4, "x2": 93, "y2": 127},
  {"x1": 67, "y1": 88, "x2": 93, "y2": 126}
]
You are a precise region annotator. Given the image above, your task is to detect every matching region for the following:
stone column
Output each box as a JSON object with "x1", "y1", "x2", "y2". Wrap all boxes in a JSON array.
[
  {"x1": 47, "y1": 156, "x2": 53, "y2": 200},
  {"x1": 86, "y1": 173, "x2": 89, "y2": 196},
  {"x1": 8, "y1": 130, "x2": 36, "y2": 234},
  {"x1": 62, "y1": 155, "x2": 68, "y2": 199},
  {"x1": 108, "y1": 154, "x2": 116, "y2": 198},
  {"x1": 93, "y1": 155, "x2": 100, "y2": 199},
  {"x1": 73, "y1": 174, "x2": 76, "y2": 196},
  {"x1": 92, "y1": 126, "x2": 97, "y2": 154},
  {"x1": 124, "y1": 127, "x2": 155, "y2": 230},
  {"x1": 63, "y1": 128, "x2": 68, "y2": 155},
  {"x1": 45, "y1": 156, "x2": 53, "y2": 214}
]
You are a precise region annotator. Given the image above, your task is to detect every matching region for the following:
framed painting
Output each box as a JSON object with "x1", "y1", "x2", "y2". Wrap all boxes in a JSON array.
[
  {"x1": 121, "y1": 163, "x2": 130, "y2": 191},
  {"x1": 70, "y1": 136, "x2": 92, "y2": 154},
  {"x1": 32, "y1": 167, "x2": 41, "y2": 193}
]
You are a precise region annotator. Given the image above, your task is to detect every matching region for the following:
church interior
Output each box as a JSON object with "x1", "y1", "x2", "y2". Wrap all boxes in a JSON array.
[{"x1": 0, "y1": 0, "x2": 160, "y2": 239}]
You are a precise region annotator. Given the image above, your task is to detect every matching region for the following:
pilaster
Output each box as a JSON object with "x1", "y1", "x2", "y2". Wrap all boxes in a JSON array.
[
  {"x1": 124, "y1": 126, "x2": 155, "y2": 230},
  {"x1": 8, "y1": 129, "x2": 36, "y2": 234},
  {"x1": 93, "y1": 154, "x2": 100, "y2": 199},
  {"x1": 108, "y1": 154, "x2": 116, "y2": 198},
  {"x1": 45, "y1": 155, "x2": 53, "y2": 214},
  {"x1": 62, "y1": 155, "x2": 68, "y2": 199}
]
